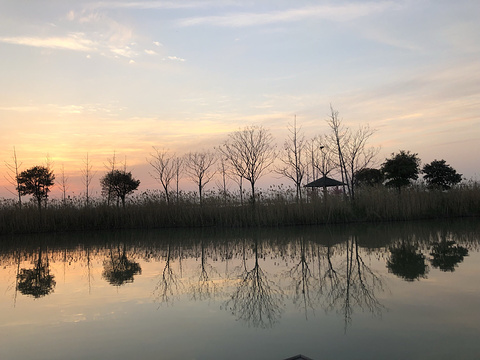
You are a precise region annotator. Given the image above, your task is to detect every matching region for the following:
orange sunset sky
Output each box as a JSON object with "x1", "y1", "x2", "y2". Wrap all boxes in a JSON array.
[{"x1": 1, "y1": 1, "x2": 479, "y2": 199}]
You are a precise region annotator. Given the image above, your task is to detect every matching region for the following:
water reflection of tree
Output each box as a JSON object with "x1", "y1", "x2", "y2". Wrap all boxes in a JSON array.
[
  {"x1": 17, "y1": 248, "x2": 56, "y2": 298},
  {"x1": 102, "y1": 244, "x2": 142, "y2": 286},
  {"x1": 225, "y1": 238, "x2": 284, "y2": 328},
  {"x1": 320, "y1": 236, "x2": 385, "y2": 330},
  {"x1": 387, "y1": 241, "x2": 428, "y2": 281},
  {"x1": 153, "y1": 241, "x2": 184, "y2": 305},
  {"x1": 286, "y1": 236, "x2": 315, "y2": 319},
  {"x1": 191, "y1": 239, "x2": 219, "y2": 301},
  {"x1": 430, "y1": 237, "x2": 468, "y2": 272}
]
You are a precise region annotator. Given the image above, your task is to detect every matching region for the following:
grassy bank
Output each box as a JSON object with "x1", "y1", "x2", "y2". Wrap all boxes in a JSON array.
[{"x1": 0, "y1": 183, "x2": 479, "y2": 235}]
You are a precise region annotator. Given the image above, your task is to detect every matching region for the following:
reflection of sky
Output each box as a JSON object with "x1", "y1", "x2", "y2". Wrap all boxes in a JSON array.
[
  {"x1": 0, "y1": 228, "x2": 479, "y2": 359},
  {"x1": 1, "y1": 1, "x2": 479, "y2": 198}
]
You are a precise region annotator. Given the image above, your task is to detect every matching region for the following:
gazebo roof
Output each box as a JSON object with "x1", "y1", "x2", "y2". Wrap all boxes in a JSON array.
[
  {"x1": 283, "y1": 355, "x2": 315, "y2": 360},
  {"x1": 305, "y1": 176, "x2": 345, "y2": 188}
]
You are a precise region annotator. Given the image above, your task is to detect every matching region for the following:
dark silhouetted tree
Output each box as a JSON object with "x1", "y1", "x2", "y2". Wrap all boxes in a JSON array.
[
  {"x1": 306, "y1": 135, "x2": 335, "y2": 199},
  {"x1": 220, "y1": 125, "x2": 276, "y2": 204},
  {"x1": 81, "y1": 153, "x2": 96, "y2": 207},
  {"x1": 100, "y1": 170, "x2": 140, "y2": 208},
  {"x1": 59, "y1": 164, "x2": 69, "y2": 205},
  {"x1": 326, "y1": 105, "x2": 379, "y2": 200},
  {"x1": 16, "y1": 165, "x2": 55, "y2": 210},
  {"x1": 422, "y1": 159, "x2": 462, "y2": 190},
  {"x1": 381, "y1": 150, "x2": 420, "y2": 191},
  {"x1": 4, "y1": 147, "x2": 23, "y2": 208},
  {"x1": 355, "y1": 168, "x2": 384, "y2": 187},
  {"x1": 276, "y1": 116, "x2": 307, "y2": 202},
  {"x1": 148, "y1": 147, "x2": 177, "y2": 204},
  {"x1": 184, "y1": 150, "x2": 216, "y2": 205}
]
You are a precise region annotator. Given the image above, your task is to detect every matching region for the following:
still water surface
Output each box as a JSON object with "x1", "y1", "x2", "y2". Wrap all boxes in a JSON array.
[{"x1": 0, "y1": 219, "x2": 479, "y2": 360}]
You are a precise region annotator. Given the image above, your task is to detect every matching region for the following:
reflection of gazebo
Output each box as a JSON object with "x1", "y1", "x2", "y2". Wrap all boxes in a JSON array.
[
  {"x1": 305, "y1": 176, "x2": 345, "y2": 196},
  {"x1": 283, "y1": 355, "x2": 315, "y2": 360}
]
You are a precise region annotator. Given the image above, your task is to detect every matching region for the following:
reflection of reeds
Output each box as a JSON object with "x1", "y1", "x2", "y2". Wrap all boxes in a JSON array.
[{"x1": 0, "y1": 182, "x2": 479, "y2": 234}]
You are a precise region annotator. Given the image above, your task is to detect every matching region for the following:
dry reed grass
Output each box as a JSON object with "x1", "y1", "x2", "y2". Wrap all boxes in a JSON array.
[{"x1": 0, "y1": 183, "x2": 478, "y2": 235}]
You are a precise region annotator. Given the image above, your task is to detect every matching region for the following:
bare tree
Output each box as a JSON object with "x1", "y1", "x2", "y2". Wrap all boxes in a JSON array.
[
  {"x1": 104, "y1": 151, "x2": 118, "y2": 206},
  {"x1": 305, "y1": 138, "x2": 318, "y2": 183},
  {"x1": 44, "y1": 154, "x2": 55, "y2": 208},
  {"x1": 311, "y1": 135, "x2": 335, "y2": 179},
  {"x1": 342, "y1": 125, "x2": 379, "y2": 199},
  {"x1": 4, "y1": 147, "x2": 22, "y2": 207},
  {"x1": 231, "y1": 174, "x2": 244, "y2": 205},
  {"x1": 326, "y1": 106, "x2": 348, "y2": 196},
  {"x1": 81, "y1": 153, "x2": 96, "y2": 207},
  {"x1": 216, "y1": 156, "x2": 231, "y2": 206},
  {"x1": 307, "y1": 135, "x2": 336, "y2": 198},
  {"x1": 174, "y1": 156, "x2": 183, "y2": 203},
  {"x1": 276, "y1": 116, "x2": 307, "y2": 202},
  {"x1": 220, "y1": 125, "x2": 276, "y2": 205},
  {"x1": 148, "y1": 147, "x2": 176, "y2": 204},
  {"x1": 326, "y1": 106, "x2": 378, "y2": 200},
  {"x1": 184, "y1": 150, "x2": 216, "y2": 205},
  {"x1": 59, "y1": 164, "x2": 69, "y2": 205}
]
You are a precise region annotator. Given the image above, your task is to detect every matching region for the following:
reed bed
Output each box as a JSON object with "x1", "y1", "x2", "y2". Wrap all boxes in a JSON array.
[{"x1": 0, "y1": 183, "x2": 479, "y2": 235}]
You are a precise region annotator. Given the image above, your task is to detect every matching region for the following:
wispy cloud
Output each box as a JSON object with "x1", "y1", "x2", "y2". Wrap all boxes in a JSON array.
[
  {"x1": 92, "y1": 1, "x2": 225, "y2": 10},
  {"x1": 177, "y1": 2, "x2": 397, "y2": 27},
  {"x1": 0, "y1": 33, "x2": 95, "y2": 52},
  {"x1": 163, "y1": 55, "x2": 185, "y2": 62}
]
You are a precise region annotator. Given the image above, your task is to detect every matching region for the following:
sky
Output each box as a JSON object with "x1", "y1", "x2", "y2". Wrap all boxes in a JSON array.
[{"x1": 0, "y1": 0, "x2": 479, "y2": 198}]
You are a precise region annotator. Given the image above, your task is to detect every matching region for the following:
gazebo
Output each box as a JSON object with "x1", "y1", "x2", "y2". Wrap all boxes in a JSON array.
[
  {"x1": 305, "y1": 176, "x2": 345, "y2": 197},
  {"x1": 305, "y1": 176, "x2": 345, "y2": 188}
]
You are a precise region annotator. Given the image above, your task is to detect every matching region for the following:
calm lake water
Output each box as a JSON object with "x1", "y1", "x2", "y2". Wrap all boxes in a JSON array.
[{"x1": 1, "y1": 219, "x2": 479, "y2": 360}]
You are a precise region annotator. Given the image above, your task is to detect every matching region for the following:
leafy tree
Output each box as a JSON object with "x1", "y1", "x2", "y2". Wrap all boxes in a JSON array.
[
  {"x1": 381, "y1": 150, "x2": 420, "y2": 190},
  {"x1": 16, "y1": 165, "x2": 55, "y2": 210},
  {"x1": 354, "y1": 168, "x2": 383, "y2": 187},
  {"x1": 100, "y1": 170, "x2": 140, "y2": 208},
  {"x1": 422, "y1": 159, "x2": 462, "y2": 190}
]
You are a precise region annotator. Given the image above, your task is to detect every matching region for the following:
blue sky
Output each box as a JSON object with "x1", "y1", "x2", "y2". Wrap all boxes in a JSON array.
[{"x1": 0, "y1": 0, "x2": 479, "y2": 196}]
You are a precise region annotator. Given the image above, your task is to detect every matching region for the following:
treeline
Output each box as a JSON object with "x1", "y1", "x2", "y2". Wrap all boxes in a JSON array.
[
  {"x1": 0, "y1": 181, "x2": 479, "y2": 234},
  {"x1": 1, "y1": 107, "x2": 478, "y2": 234}
]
